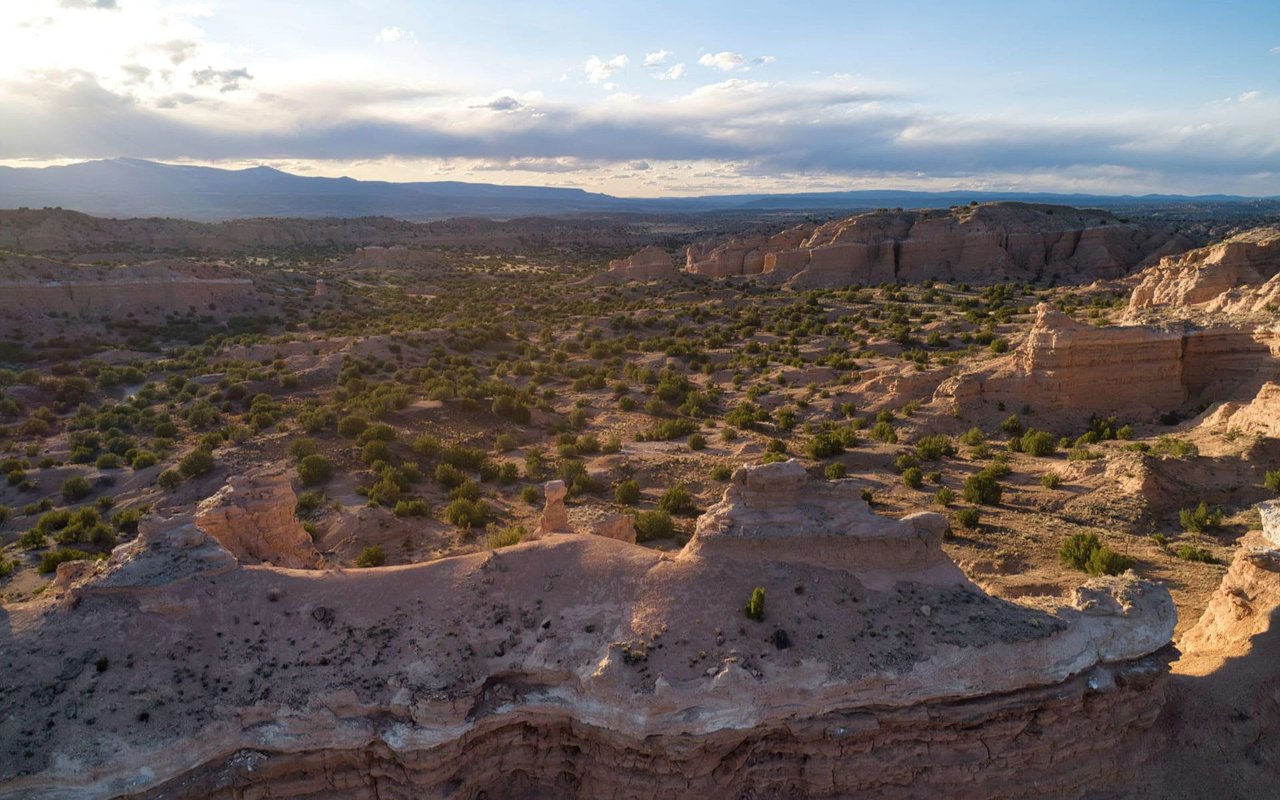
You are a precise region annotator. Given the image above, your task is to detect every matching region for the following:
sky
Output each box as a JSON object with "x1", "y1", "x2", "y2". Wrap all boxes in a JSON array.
[{"x1": 2, "y1": 0, "x2": 1280, "y2": 196}]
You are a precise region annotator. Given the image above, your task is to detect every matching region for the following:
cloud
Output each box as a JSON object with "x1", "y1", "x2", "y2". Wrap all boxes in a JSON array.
[
  {"x1": 642, "y1": 50, "x2": 672, "y2": 68},
  {"x1": 471, "y1": 95, "x2": 524, "y2": 112},
  {"x1": 698, "y1": 52, "x2": 745, "y2": 72},
  {"x1": 375, "y1": 26, "x2": 414, "y2": 43},
  {"x1": 585, "y1": 54, "x2": 628, "y2": 84},
  {"x1": 58, "y1": 0, "x2": 119, "y2": 8},
  {"x1": 654, "y1": 64, "x2": 685, "y2": 81},
  {"x1": 156, "y1": 40, "x2": 199, "y2": 65},
  {"x1": 1271, "y1": 46, "x2": 1280, "y2": 55},
  {"x1": 191, "y1": 67, "x2": 253, "y2": 93},
  {"x1": 1239, "y1": 90, "x2": 1262, "y2": 103},
  {"x1": 752, "y1": 55, "x2": 777, "y2": 66},
  {"x1": 121, "y1": 64, "x2": 151, "y2": 85}
]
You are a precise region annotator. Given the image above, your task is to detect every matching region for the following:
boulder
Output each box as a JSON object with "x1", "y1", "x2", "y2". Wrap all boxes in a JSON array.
[
  {"x1": 537, "y1": 479, "x2": 571, "y2": 536},
  {"x1": 194, "y1": 470, "x2": 322, "y2": 568}
]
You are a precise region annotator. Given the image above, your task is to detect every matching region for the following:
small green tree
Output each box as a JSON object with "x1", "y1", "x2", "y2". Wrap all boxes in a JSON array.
[
  {"x1": 355, "y1": 545, "x2": 386, "y2": 567},
  {"x1": 744, "y1": 587, "x2": 766, "y2": 622},
  {"x1": 297, "y1": 454, "x2": 333, "y2": 486}
]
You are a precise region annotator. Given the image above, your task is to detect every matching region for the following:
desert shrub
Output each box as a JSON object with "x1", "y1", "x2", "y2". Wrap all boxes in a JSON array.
[
  {"x1": 869, "y1": 421, "x2": 897, "y2": 444},
  {"x1": 1059, "y1": 533, "x2": 1131, "y2": 575},
  {"x1": 95, "y1": 453, "x2": 122, "y2": 470},
  {"x1": 19, "y1": 528, "x2": 46, "y2": 549},
  {"x1": 337, "y1": 415, "x2": 368, "y2": 438},
  {"x1": 902, "y1": 467, "x2": 924, "y2": 489},
  {"x1": 955, "y1": 507, "x2": 981, "y2": 529},
  {"x1": 360, "y1": 440, "x2": 392, "y2": 465},
  {"x1": 806, "y1": 433, "x2": 844, "y2": 459},
  {"x1": 39, "y1": 548, "x2": 93, "y2": 574},
  {"x1": 297, "y1": 454, "x2": 333, "y2": 486},
  {"x1": 711, "y1": 464, "x2": 733, "y2": 481},
  {"x1": 0, "y1": 505, "x2": 9, "y2": 524},
  {"x1": 393, "y1": 498, "x2": 430, "y2": 518},
  {"x1": 1067, "y1": 447, "x2": 1099, "y2": 462},
  {"x1": 657, "y1": 483, "x2": 697, "y2": 515},
  {"x1": 131, "y1": 451, "x2": 159, "y2": 470},
  {"x1": 824, "y1": 462, "x2": 847, "y2": 480},
  {"x1": 935, "y1": 487, "x2": 955, "y2": 506},
  {"x1": 520, "y1": 485, "x2": 540, "y2": 504},
  {"x1": 494, "y1": 433, "x2": 517, "y2": 452},
  {"x1": 0, "y1": 557, "x2": 14, "y2": 578},
  {"x1": 633, "y1": 510, "x2": 674, "y2": 542},
  {"x1": 60, "y1": 476, "x2": 92, "y2": 502},
  {"x1": 295, "y1": 491, "x2": 325, "y2": 515},
  {"x1": 744, "y1": 587, "x2": 766, "y2": 622},
  {"x1": 1020, "y1": 429, "x2": 1056, "y2": 457},
  {"x1": 649, "y1": 418, "x2": 698, "y2": 441},
  {"x1": 961, "y1": 470, "x2": 1002, "y2": 505},
  {"x1": 355, "y1": 545, "x2": 386, "y2": 568},
  {"x1": 444, "y1": 498, "x2": 490, "y2": 529},
  {"x1": 959, "y1": 427, "x2": 984, "y2": 446},
  {"x1": 915, "y1": 434, "x2": 955, "y2": 461},
  {"x1": 157, "y1": 469, "x2": 183, "y2": 489},
  {"x1": 1175, "y1": 545, "x2": 1220, "y2": 564},
  {"x1": 411, "y1": 434, "x2": 442, "y2": 458},
  {"x1": 1179, "y1": 501, "x2": 1223, "y2": 533},
  {"x1": 1041, "y1": 472, "x2": 1062, "y2": 489},
  {"x1": 688, "y1": 433, "x2": 707, "y2": 451},
  {"x1": 287, "y1": 438, "x2": 320, "y2": 461},
  {"x1": 1264, "y1": 470, "x2": 1280, "y2": 493},
  {"x1": 615, "y1": 479, "x2": 641, "y2": 506},
  {"x1": 497, "y1": 462, "x2": 519, "y2": 484},
  {"x1": 487, "y1": 524, "x2": 525, "y2": 548},
  {"x1": 1153, "y1": 436, "x2": 1198, "y2": 459},
  {"x1": 442, "y1": 446, "x2": 487, "y2": 470},
  {"x1": 178, "y1": 448, "x2": 214, "y2": 478},
  {"x1": 999, "y1": 414, "x2": 1023, "y2": 435}
]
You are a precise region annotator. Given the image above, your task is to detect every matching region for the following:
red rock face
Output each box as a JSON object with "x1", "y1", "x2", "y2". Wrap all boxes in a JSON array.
[
  {"x1": 1128, "y1": 227, "x2": 1280, "y2": 314},
  {"x1": 589, "y1": 246, "x2": 679, "y2": 284}
]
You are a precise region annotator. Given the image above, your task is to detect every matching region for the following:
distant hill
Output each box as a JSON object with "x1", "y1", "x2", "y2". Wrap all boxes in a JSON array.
[{"x1": 0, "y1": 158, "x2": 1273, "y2": 221}]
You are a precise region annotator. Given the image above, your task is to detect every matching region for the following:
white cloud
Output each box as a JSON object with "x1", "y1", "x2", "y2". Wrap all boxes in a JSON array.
[
  {"x1": 698, "y1": 51, "x2": 745, "y2": 72},
  {"x1": 59, "y1": 0, "x2": 118, "y2": 9},
  {"x1": 585, "y1": 54, "x2": 628, "y2": 85},
  {"x1": 375, "y1": 26, "x2": 413, "y2": 43},
  {"x1": 1239, "y1": 90, "x2": 1261, "y2": 103},
  {"x1": 752, "y1": 55, "x2": 777, "y2": 66},
  {"x1": 1271, "y1": 46, "x2": 1280, "y2": 55},
  {"x1": 642, "y1": 49, "x2": 672, "y2": 68},
  {"x1": 654, "y1": 63, "x2": 685, "y2": 81}
]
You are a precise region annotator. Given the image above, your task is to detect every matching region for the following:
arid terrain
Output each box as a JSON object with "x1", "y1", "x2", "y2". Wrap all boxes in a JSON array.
[{"x1": 0, "y1": 202, "x2": 1277, "y2": 799}]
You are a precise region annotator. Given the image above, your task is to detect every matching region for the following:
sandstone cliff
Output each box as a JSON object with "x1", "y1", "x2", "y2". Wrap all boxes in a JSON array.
[
  {"x1": 0, "y1": 254, "x2": 260, "y2": 324},
  {"x1": 0, "y1": 461, "x2": 1177, "y2": 799},
  {"x1": 1127, "y1": 226, "x2": 1280, "y2": 322},
  {"x1": 587, "y1": 246, "x2": 679, "y2": 284},
  {"x1": 687, "y1": 203, "x2": 1187, "y2": 286},
  {"x1": 934, "y1": 304, "x2": 1280, "y2": 425}
]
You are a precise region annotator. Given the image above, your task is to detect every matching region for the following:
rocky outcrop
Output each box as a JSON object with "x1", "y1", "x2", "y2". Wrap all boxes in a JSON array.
[
  {"x1": 1198, "y1": 381, "x2": 1280, "y2": 439},
  {"x1": 338, "y1": 245, "x2": 443, "y2": 271},
  {"x1": 0, "y1": 461, "x2": 1179, "y2": 799},
  {"x1": 1128, "y1": 226, "x2": 1280, "y2": 320},
  {"x1": 536, "y1": 479, "x2": 571, "y2": 536},
  {"x1": 588, "y1": 246, "x2": 679, "y2": 284},
  {"x1": 594, "y1": 513, "x2": 636, "y2": 543},
  {"x1": 680, "y1": 203, "x2": 1186, "y2": 287},
  {"x1": 194, "y1": 470, "x2": 322, "y2": 568},
  {"x1": 934, "y1": 304, "x2": 1279, "y2": 424},
  {"x1": 0, "y1": 254, "x2": 258, "y2": 323}
]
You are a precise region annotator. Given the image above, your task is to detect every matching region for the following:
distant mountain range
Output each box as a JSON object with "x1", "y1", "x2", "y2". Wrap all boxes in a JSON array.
[{"x1": 0, "y1": 158, "x2": 1274, "y2": 221}]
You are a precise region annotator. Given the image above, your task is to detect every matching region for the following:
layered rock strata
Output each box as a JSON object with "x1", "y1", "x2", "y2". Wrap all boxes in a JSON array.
[
  {"x1": 686, "y1": 203, "x2": 1186, "y2": 286},
  {"x1": 935, "y1": 304, "x2": 1279, "y2": 423},
  {"x1": 1128, "y1": 226, "x2": 1280, "y2": 321},
  {"x1": 588, "y1": 246, "x2": 678, "y2": 284},
  {"x1": 0, "y1": 462, "x2": 1176, "y2": 799}
]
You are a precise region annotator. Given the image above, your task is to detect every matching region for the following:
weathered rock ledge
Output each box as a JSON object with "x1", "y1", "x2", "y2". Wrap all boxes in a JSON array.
[{"x1": 0, "y1": 462, "x2": 1177, "y2": 800}]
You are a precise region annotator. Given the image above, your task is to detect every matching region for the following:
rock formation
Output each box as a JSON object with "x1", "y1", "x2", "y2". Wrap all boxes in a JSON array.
[
  {"x1": 588, "y1": 246, "x2": 679, "y2": 284},
  {"x1": 593, "y1": 513, "x2": 636, "y2": 543},
  {"x1": 1197, "y1": 381, "x2": 1280, "y2": 439},
  {"x1": 935, "y1": 304, "x2": 1280, "y2": 424},
  {"x1": 537, "y1": 479, "x2": 571, "y2": 536},
  {"x1": 685, "y1": 203, "x2": 1187, "y2": 287},
  {"x1": 194, "y1": 470, "x2": 322, "y2": 568},
  {"x1": 338, "y1": 245, "x2": 444, "y2": 271},
  {"x1": 1127, "y1": 226, "x2": 1280, "y2": 322},
  {"x1": 0, "y1": 254, "x2": 259, "y2": 324},
  {"x1": 0, "y1": 461, "x2": 1179, "y2": 799}
]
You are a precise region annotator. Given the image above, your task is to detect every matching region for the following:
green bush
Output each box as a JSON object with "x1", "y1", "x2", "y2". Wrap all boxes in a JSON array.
[
  {"x1": 130, "y1": 451, "x2": 159, "y2": 470},
  {"x1": 806, "y1": 433, "x2": 845, "y2": 459},
  {"x1": 688, "y1": 433, "x2": 707, "y2": 451},
  {"x1": 1020, "y1": 429, "x2": 1056, "y2": 457},
  {"x1": 487, "y1": 525, "x2": 525, "y2": 548},
  {"x1": 393, "y1": 498, "x2": 430, "y2": 518},
  {"x1": 955, "y1": 507, "x2": 980, "y2": 529},
  {"x1": 711, "y1": 464, "x2": 734, "y2": 481},
  {"x1": 657, "y1": 484, "x2": 697, "y2": 515},
  {"x1": 824, "y1": 462, "x2": 847, "y2": 480},
  {"x1": 744, "y1": 587, "x2": 766, "y2": 622},
  {"x1": 520, "y1": 485, "x2": 540, "y2": 505},
  {"x1": 902, "y1": 467, "x2": 923, "y2": 489},
  {"x1": 95, "y1": 453, "x2": 122, "y2": 470},
  {"x1": 1179, "y1": 502, "x2": 1223, "y2": 533},
  {"x1": 1041, "y1": 472, "x2": 1062, "y2": 489},
  {"x1": 999, "y1": 414, "x2": 1023, "y2": 435},
  {"x1": 914, "y1": 434, "x2": 955, "y2": 461},
  {"x1": 633, "y1": 510, "x2": 674, "y2": 542},
  {"x1": 959, "y1": 427, "x2": 984, "y2": 446},
  {"x1": 444, "y1": 498, "x2": 490, "y2": 529},
  {"x1": 157, "y1": 469, "x2": 183, "y2": 489},
  {"x1": 1175, "y1": 545, "x2": 1220, "y2": 564},
  {"x1": 1059, "y1": 533, "x2": 1131, "y2": 576},
  {"x1": 18, "y1": 528, "x2": 47, "y2": 549},
  {"x1": 1265, "y1": 470, "x2": 1280, "y2": 493},
  {"x1": 287, "y1": 438, "x2": 320, "y2": 461},
  {"x1": 297, "y1": 454, "x2": 333, "y2": 486},
  {"x1": 60, "y1": 476, "x2": 92, "y2": 502},
  {"x1": 337, "y1": 415, "x2": 368, "y2": 438},
  {"x1": 39, "y1": 548, "x2": 92, "y2": 574},
  {"x1": 935, "y1": 487, "x2": 955, "y2": 506},
  {"x1": 962, "y1": 470, "x2": 1002, "y2": 505},
  {"x1": 869, "y1": 421, "x2": 897, "y2": 444},
  {"x1": 615, "y1": 479, "x2": 641, "y2": 506},
  {"x1": 355, "y1": 545, "x2": 386, "y2": 567},
  {"x1": 178, "y1": 448, "x2": 215, "y2": 478}
]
